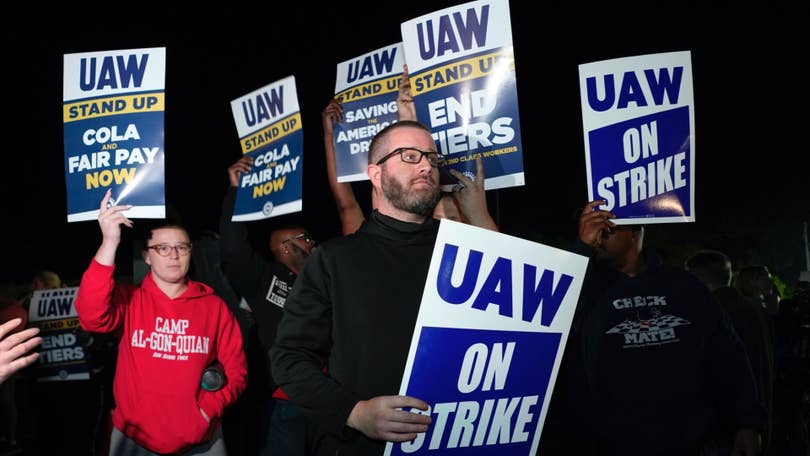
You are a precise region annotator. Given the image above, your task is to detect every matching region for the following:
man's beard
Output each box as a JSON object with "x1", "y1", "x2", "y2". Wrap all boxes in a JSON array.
[{"x1": 382, "y1": 168, "x2": 441, "y2": 217}]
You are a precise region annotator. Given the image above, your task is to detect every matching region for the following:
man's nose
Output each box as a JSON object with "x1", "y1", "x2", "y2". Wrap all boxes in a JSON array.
[{"x1": 416, "y1": 155, "x2": 433, "y2": 174}]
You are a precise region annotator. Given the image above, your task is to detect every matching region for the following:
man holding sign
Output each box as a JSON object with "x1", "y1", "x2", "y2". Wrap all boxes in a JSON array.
[
  {"x1": 571, "y1": 200, "x2": 764, "y2": 455},
  {"x1": 271, "y1": 121, "x2": 442, "y2": 455}
]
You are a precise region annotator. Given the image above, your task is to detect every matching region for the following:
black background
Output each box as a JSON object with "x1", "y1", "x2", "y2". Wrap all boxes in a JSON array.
[{"x1": 2, "y1": 2, "x2": 807, "y2": 286}]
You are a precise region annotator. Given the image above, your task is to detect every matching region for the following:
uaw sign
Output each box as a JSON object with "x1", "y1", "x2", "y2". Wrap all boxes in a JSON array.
[
  {"x1": 28, "y1": 287, "x2": 91, "y2": 381},
  {"x1": 387, "y1": 220, "x2": 588, "y2": 455}
]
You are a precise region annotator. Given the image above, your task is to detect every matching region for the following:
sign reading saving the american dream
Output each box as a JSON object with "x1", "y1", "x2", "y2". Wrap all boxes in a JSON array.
[
  {"x1": 28, "y1": 287, "x2": 91, "y2": 381},
  {"x1": 334, "y1": 43, "x2": 405, "y2": 183},
  {"x1": 401, "y1": 0, "x2": 525, "y2": 191},
  {"x1": 387, "y1": 220, "x2": 588, "y2": 455},
  {"x1": 229, "y1": 76, "x2": 303, "y2": 221},
  {"x1": 578, "y1": 51, "x2": 695, "y2": 223},
  {"x1": 63, "y1": 47, "x2": 166, "y2": 222}
]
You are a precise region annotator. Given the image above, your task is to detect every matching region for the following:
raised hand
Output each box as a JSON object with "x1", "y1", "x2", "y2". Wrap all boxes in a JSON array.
[
  {"x1": 98, "y1": 188, "x2": 133, "y2": 244},
  {"x1": 397, "y1": 64, "x2": 416, "y2": 122},
  {"x1": 94, "y1": 188, "x2": 133, "y2": 265},
  {"x1": 578, "y1": 200, "x2": 615, "y2": 248},
  {"x1": 322, "y1": 98, "x2": 343, "y2": 136},
  {"x1": 227, "y1": 156, "x2": 254, "y2": 187},
  {"x1": 449, "y1": 156, "x2": 498, "y2": 231}
]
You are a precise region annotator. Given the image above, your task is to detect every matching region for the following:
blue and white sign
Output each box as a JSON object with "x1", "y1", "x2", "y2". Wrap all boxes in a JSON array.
[
  {"x1": 63, "y1": 47, "x2": 166, "y2": 222},
  {"x1": 387, "y1": 220, "x2": 588, "y2": 455},
  {"x1": 578, "y1": 51, "x2": 695, "y2": 223},
  {"x1": 230, "y1": 76, "x2": 303, "y2": 221},
  {"x1": 334, "y1": 43, "x2": 405, "y2": 182},
  {"x1": 401, "y1": 0, "x2": 525, "y2": 191}
]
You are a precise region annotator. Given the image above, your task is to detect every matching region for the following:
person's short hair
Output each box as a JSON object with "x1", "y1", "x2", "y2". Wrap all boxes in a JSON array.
[
  {"x1": 144, "y1": 224, "x2": 190, "y2": 247},
  {"x1": 684, "y1": 249, "x2": 732, "y2": 289},
  {"x1": 368, "y1": 120, "x2": 432, "y2": 165}
]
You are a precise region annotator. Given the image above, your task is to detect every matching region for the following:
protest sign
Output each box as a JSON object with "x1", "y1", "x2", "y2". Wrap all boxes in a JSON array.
[
  {"x1": 388, "y1": 220, "x2": 588, "y2": 455},
  {"x1": 229, "y1": 76, "x2": 303, "y2": 220},
  {"x1": 578, "y1": 51, "x2": 695, "y2": 223},
  {"x1": 64, "y1": 47, "x2": 166, "y2": 222}
]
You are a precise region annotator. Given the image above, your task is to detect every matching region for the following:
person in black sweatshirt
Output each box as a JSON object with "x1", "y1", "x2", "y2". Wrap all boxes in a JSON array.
[
  {"x1": 570, "y1": 200, "x2": 765, "y2": 456},
  {"x1": 219, "y1": 155, "x2": 317, "y2": 456},
  {"x1": 270, "y1": 120, "x2": 446, "y2": 455}
]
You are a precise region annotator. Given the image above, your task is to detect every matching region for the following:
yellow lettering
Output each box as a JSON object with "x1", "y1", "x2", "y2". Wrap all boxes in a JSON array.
[
  {"x1": 251, "y1": 176, "x2": 286, "y2": 198},
  {"x1": 85, "y1": 168, "x2": 136, "y2": 189}
]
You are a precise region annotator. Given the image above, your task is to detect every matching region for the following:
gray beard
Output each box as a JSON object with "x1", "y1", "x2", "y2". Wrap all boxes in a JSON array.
[{"x1": 381, "y1": 169, "x2": 441, "y2": 218}]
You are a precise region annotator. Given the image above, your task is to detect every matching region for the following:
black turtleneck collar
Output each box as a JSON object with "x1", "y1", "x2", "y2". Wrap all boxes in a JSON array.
[{"x1": 365, "y1": 209, "x2": 439, "y2": 243}]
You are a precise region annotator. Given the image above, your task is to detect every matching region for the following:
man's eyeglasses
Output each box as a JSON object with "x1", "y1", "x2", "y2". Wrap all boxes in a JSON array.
[
  {"x1": 375, "y1": 147, "x2": 446, "y2": 167},
  {"x1": 147, "y1": 243, "x2": 192, "y2": 256},
  {"x1": 283, "y1": 233, "x2": 314, "y2": 244}
]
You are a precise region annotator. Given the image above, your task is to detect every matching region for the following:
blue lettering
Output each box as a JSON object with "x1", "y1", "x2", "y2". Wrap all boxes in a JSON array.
[
  {"x1": 79, "y1": 57, "x2": 96, "y2": 91},
  {"x1": 37, "y1": 297, "x2": 73, "y2": 317},
  {"x1": 96, "y1": 57, "x2": 119, "y2": 90},
  {"x1": 115, "y1": 54, "x2": 148, "y2": 89},
  {"x1": 346, "y1": 48, "x2": 399, "y2": 83},
  {"x1": 242, "y1": 87, "x2": 284, "y2": 128},
  {"x1": 586, "y1": 74, "x2": 615, "y2": 112},
  {"x1": 261, "y1": 88, "x2": 284, "y2": 119},
  {"x1": 437, "y1": 244, "x2": 572, "y2": 326},
  {"x1": 617, "y1": 71, "x2": 648, "y2": 109},
  {"x1": 436, "y1": 244, "x2": 483, "y2": 304},
  {"x1": 373, "y1": 47, "x2": 397, "y2": 74},
  {"x1": 588, "y1": 67, "x2": 683, "y2": 112},
  {"x1": 416, "y1": 19, "x2": 436, "y2": 60},
  {"x1": 347, "y1": 60, "x2": 360, "y2": 83},
  {"x1": 453, "y1": 5, "x2": 489, "y2": 51},
  {"x1": 79, "y1": 54, "x2": 149, "y2": 92},
  {"x1": 242, "y1": 100, "x2": 256, "y2": 127},
  {"x1": 522, "y1": 266, "x2": 573, "y2": 327},
  {"x1": 416, "y1": 5, "x2": 489, "y2": 60},
  {"x1": 472, "y1": 257, "x2": 513, "y2": 317},
  {"x1": 436, "y1": 15, "x2": 460, "y2": 56},
  {"x1": 644, "y1": 66, "x2": 683, "y2": 105}
]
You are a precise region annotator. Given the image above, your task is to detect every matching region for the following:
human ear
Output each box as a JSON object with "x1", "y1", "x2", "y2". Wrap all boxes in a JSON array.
[{"x1": 367, "y1": 164, "x2": 382, "y2": 187}]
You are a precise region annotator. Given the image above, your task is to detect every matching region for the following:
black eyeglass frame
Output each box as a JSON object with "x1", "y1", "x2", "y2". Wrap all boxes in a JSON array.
[{"x1": 375, "y1": 147, "x2": 446, "y2": 167}]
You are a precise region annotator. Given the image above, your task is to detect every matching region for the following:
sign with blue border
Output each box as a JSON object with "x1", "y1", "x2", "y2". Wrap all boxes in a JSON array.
[
  {"x1": 387, "y1": 220, "x2": 588, "y2": 455},
  {"x1": 578, "y1": 51, "x2": 695, "y2": 223},
  {"x1": 63, "y1": 47, "x2": 166, "y2": 222}
]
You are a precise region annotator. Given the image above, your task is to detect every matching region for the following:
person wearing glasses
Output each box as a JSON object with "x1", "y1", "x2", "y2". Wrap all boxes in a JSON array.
[
  {"x1": 75, "y1": 189, "x2": 247, "y2": 456},
  {"x1": 271, "y1": 120, "x2": 449, "y2": 455},
  {"x1": 218, "y1": 155, "x2": 318, "y2": 456},
  {"x1": 321, "y1": 66, "x2": 498, "y2": 236}
]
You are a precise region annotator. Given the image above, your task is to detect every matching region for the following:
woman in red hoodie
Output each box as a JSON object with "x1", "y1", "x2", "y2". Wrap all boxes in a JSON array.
[{"x1": 76, "y1": 189, "x2": 247, "y2": 455}]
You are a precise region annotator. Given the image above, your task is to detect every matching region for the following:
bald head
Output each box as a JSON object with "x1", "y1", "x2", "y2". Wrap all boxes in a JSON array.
[{"x1": 269, "y1": 226, "x2": 315, "y2": 274}]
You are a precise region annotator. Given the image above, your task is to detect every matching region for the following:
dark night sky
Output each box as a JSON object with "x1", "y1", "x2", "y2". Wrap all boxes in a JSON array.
[{"x1": 2, "y1": 2, "x2": 808, "y2": 286}]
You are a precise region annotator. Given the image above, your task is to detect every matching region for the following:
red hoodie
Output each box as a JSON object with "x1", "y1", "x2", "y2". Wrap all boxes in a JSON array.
[{"x1": 76, "y1": 259, "x2": 247, "y2": 454}]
